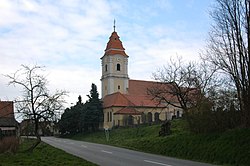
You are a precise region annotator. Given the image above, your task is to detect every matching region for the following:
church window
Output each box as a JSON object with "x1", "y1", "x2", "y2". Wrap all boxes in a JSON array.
[
  {"x1": 105, "y1": 64, "x2": 108, "y2": 72},
  {"x1": 109, "y1": 112, "x2": 112, "y2": 122},
  {"x1": 147, "y1": 112, "x2": 152, "y2": 123},
  {"x1": 128, "y1": 115, "x2": 133, "y2": 125},
  {"x1": 117, "y1": 64, "x2": 120, "y2": 71},
  {"x1": 154, "y1": 112, "x2": 160, "y2": 123},
  {"x1": 107, "y1": 112, "x2": 109, "y2": 122},
  {"x1": 118, "y1": 85, "x2": 120, "y2": 90},
  {"x1": 141, "y1": 113, "x2": 146, "y2": 124}
]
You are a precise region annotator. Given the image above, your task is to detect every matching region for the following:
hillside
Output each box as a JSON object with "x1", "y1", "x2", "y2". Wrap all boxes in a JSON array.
[{"x1": 70, "y1": 120, "x2": 250, "y2": 166}]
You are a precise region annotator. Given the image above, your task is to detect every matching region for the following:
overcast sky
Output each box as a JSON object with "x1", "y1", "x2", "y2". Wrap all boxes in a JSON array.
[{"x1": 0, "y1": 0, "x2": 214, "y2": 108}]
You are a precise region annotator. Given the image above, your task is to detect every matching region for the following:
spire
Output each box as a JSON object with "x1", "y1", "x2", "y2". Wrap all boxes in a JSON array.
[
  {"x1": 113, "y1": 19, "x2": 116, "y2": 32},
  {"x1": 101, "y1": 22, "x2": 128, "y2": 58}
]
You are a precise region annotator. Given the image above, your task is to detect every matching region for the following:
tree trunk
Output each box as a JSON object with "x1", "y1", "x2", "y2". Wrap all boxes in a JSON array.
[{"x1": 24, "y1": 119, "x2": 41, "y2": 152}]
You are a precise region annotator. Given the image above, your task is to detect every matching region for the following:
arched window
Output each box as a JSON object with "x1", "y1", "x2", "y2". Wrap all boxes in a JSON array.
[
  {"x1": 109, "y1": 112, "x2": 112, "y2": 122},
  {"x1": 154, "y1": 112, "x2": 160, "y2": 123},
  {"x1": 105, "y1": 64, "x2": 108, "y2": 72},
  {"x1": 141, "y1": 113, "x2": 146, "y2": 124},
  {"x1": 128, "y1": 115, "x2": 133, "y2": 126},
  {"x1": 147, "y1": 112, "x2": 152, "y2": 123},
  {"x1": 117, "y1": 64, "x2": 120, "y2": 71},
  {"x1": 107, "y1": 112, "x2": 109, "y2": 122},
  {"x1": 177, "y1": 111, "x2": 180, "y2": 118},
  {"x1": 118, "y1": 85, "x2": 120, "y2": 90}
]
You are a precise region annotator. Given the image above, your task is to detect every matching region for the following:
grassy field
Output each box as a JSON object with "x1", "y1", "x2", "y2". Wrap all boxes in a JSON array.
[
  {"x1": 70, "y1": 120, "x2": 250, "y2": 166},
  {"x1": 0, "y1": 138, "x2": 97, "y2": 166}
]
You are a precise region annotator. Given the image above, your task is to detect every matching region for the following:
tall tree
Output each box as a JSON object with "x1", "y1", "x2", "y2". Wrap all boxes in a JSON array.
[
  {"x1": 6, "y1": 65, "x2": 66, "y2": 151},
  {"x1": 203, "y1": 0, "x2": 250, "y2": 127},
  {"x1": 84, "y1": 83, "x2": 103, "y2": 131},
  {"x1": 59, "y1": 84, "x2": 103, "y2": 135},
  {"x1": 60, "y1": 95, "x2": 87, "y2": 134},
  {"x1": 148, "y1": 57, "x2": 217, "y2": 114}
]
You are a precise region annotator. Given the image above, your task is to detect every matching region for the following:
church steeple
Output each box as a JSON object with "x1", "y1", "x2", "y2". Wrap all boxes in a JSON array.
[
  {"x1": 101, "y1": 24, "x2": 129, "y2": 98},
  {"x1": 102, "y1": 29, "x2": 128, "y2": 58}
]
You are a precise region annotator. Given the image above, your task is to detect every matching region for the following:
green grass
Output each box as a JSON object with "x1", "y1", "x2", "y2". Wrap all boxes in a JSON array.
[
  {"x1": 0, "y1": 138, "x2": 98, "y2": 166},
  {"x1": 70, "y1": 120, "x2": 250, "y2": 166}
]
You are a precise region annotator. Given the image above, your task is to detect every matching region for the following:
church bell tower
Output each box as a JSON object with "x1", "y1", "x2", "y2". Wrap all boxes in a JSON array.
[{"x1": 101, "y1": 22, "x2": 129, "y2": 98}]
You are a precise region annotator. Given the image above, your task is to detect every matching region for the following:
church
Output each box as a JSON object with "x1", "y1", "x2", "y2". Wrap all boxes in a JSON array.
[{"x1": 101, "y1": 26, "x2": 183, "y2": 129}]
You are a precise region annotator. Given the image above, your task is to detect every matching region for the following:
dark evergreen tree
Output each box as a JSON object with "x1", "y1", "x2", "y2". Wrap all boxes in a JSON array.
[
  {"x1": 84, "y1": 83, "x2": 103, "y2": 132},
  {"x1": 59, "y1": 95, "x2": 83, "y2": 135},
  {"x1": 59, "y1": 85, "x2": 103, "y2": 135}
]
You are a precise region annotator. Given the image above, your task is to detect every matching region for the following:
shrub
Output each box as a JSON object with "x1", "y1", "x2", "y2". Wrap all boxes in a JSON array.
[
  {"x1": 0, "y1": 136, "x2": 20, "y2": 154},
  {"x1": 187, "y1": 101, "x2": 241, "y2": 134}
]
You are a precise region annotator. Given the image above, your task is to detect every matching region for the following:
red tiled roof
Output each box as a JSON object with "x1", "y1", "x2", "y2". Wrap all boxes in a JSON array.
[
  {"x1": 102, "y1": 92, "x2": 165, "y2": 109},
  {"x1": 0, "y1": 101, "x2": 14, "y2": 118},
  {"x1": 102, "y1": 80, "x2": 182, "y2": 109},
  {"x1": 128, "y1": 80, "x2": 179, "y2": 102},
  {"x1": 102, "y1": 31, "x2": 128, "y2": 58},
  {"x1": 104, "y1": 49, "x2": 127, "y2": 57},
  {"x1": 125, "y1": 95, "x2": 164, "y2": 107},
  {"x1": 103, "y1": 92, "x2": 134, "y2": 108},
  {"x1": 114, "y1": 107, "x2": 142, "y2": 115},
  {"x1": 128, "y1": 80, "x2": 157, "y2": 96}
]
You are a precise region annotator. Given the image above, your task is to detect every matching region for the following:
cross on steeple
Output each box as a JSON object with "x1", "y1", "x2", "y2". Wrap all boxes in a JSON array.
[{"x1": 113, "y1": 19, "x2": 116, "y2": 32}]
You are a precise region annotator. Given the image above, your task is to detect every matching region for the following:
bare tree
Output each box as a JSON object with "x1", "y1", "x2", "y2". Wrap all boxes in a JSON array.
[
  {"x1": 6, "y1": 65, "x2": 67, "y2": 151},
  {"x1": 148, "y1": 57, "x2": 217, "y2": 114},
  {"x1": 203, "y1": 0, "x2": 250, "y2": 127}
]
